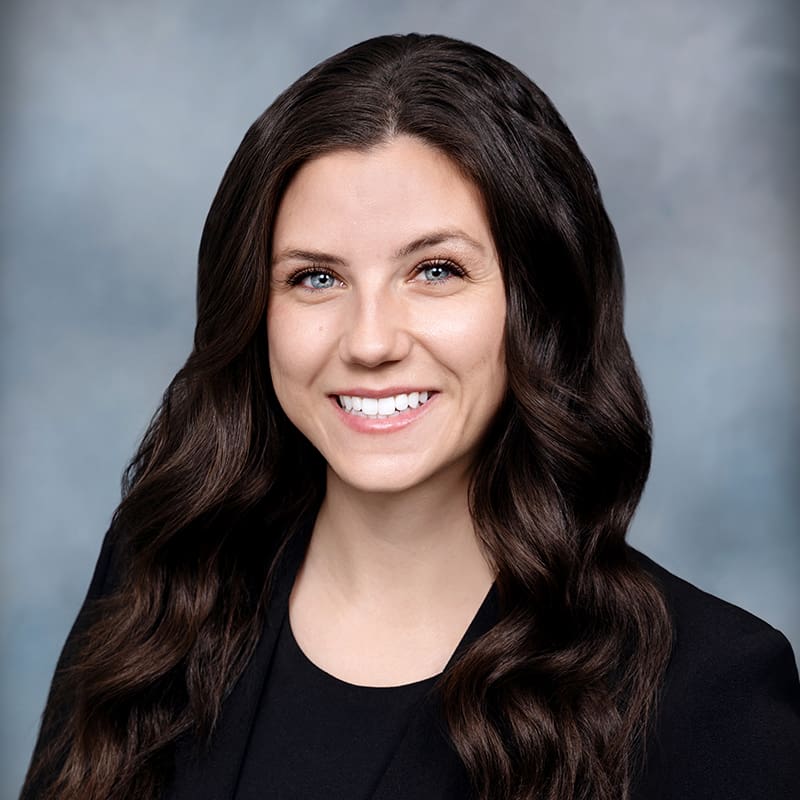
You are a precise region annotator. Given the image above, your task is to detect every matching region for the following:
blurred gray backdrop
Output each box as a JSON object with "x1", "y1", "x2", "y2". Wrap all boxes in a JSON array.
[{"x1": 1, "y1": 0, "x2": 797, "y2": 795}]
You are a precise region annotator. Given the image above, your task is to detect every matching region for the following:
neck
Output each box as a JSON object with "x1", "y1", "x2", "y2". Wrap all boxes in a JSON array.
[{"x1": 301, "y1": 465, "x2": 496, "y2": 618}]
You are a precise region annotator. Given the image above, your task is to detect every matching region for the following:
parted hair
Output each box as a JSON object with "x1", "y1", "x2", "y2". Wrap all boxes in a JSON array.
[{"x1": 22, "y1": 33, "x2": 671, "y2": 800}]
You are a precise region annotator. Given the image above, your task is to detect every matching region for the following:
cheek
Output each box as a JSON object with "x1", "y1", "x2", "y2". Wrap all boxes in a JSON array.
[
  {"x1": 423, "y1": 296, "x2": 506, "y2": 379},
  {"x1": 267, "y1": 305, "x2": 334, "y2": 402},
  {"x1": 267, "y1": 310, "x2": 304, "y2": 394}
]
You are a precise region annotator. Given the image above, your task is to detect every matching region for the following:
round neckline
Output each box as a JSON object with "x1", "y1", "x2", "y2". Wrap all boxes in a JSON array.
[{"x1": 283, "y1": 613, "x2": 442, "y2": 692}]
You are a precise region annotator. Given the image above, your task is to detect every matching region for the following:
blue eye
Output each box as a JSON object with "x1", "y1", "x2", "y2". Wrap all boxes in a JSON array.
[
  {"x1": 287, "y1": 269, "x2": 339, "y2": 290},
  {"x1": 416, "y1": 260, "x2": 465, "y2": 283},
  {"x1": 303, "y1": 272, "x2": 336, "y2": 289}
]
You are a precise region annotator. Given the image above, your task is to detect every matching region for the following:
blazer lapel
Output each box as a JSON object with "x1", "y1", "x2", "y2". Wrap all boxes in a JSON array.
[
  {"x1": 371, "y1": 583, "x2": 499, "y2": 800},
  {"x1": 370, "y1": 693, "x2": 472, "y2": 800},
  {"x1": 168, "y1": 518, "x2": 314, "y2": 800}
]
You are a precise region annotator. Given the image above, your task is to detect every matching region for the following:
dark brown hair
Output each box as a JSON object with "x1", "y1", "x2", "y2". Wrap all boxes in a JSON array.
[{"x1": 22, "y1": 33, "x2": 671, "y2": 800}]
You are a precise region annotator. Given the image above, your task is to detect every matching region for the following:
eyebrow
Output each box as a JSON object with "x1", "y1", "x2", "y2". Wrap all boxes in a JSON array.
[{"x1": 271, "y1": 228, "x2": 486, "y2": 268}]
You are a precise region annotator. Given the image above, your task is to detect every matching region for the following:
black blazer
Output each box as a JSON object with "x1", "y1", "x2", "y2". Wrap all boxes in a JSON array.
[{"x1": 25, "y1": 521, "x2": 800, "y2": 799}]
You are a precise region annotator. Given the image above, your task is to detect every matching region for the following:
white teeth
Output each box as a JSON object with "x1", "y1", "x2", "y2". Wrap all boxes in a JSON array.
[
  {"x1": 336, "y1": 391, "x2": 432, "y2": 417},
  {"x1": 362, "y1": 397, "x2": 378, "y2": 415},
  {"x1": 377, "y1": 396, "x2": 395, "y2": 415}
]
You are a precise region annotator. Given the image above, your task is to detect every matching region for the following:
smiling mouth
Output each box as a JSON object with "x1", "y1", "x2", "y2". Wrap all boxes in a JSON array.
[{"x1": 336, "y1": 391, "x2": 432, "y2": 418}]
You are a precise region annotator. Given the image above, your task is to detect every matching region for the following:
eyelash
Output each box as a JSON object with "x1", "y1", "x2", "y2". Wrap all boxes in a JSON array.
[{"x1": 284, "y1": 259, "x2": 467, "y2": 290}]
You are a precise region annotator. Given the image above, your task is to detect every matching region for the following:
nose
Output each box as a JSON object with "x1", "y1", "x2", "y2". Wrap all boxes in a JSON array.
[{"x1": 338, "y1": 286, "x2": 412, "y2": 367}]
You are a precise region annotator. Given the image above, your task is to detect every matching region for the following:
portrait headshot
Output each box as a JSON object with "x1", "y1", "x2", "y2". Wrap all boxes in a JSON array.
[{"x1": 3, "y1": 3, "x2": 799, "y2": 800}]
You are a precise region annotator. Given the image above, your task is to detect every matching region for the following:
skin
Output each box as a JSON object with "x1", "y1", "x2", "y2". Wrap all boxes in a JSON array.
[{"x1": 267, "y1": 135, "x2": 507, "y2": 686}]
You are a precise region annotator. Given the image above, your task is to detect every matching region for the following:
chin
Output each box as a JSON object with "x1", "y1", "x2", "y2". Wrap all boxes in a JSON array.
[
  {"x1": 327, "y1": 461, "x2": 434, "y2": 496},
  {"x1": 333, "y1": 473, "x2": 424, "y2": 496}
]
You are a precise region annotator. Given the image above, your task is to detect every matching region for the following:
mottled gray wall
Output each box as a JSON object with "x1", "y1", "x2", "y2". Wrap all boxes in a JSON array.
[{"x1": 2, "y1": 0, "x2": 797, "y2": 795}]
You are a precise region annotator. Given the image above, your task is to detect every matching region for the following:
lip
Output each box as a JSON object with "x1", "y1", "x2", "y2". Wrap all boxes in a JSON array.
[{"x1": 329, "y1": 392, "x2": 438, "y2": 433}]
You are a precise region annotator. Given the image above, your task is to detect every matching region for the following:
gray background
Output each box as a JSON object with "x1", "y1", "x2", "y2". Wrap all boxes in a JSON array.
[{"x1": 1, "y1": 0, "x2": 797, "y2": 795}]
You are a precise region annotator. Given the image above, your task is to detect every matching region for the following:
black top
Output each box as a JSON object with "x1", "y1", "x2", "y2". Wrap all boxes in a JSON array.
[{"x1": 234, "y1": 608, "x2": 442, "y2": 799}]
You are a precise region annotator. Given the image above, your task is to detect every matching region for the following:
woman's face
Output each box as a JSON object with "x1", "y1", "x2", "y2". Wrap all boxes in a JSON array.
[{"x1": 267, "y1": 135, "x2": 507, "y2": 495}]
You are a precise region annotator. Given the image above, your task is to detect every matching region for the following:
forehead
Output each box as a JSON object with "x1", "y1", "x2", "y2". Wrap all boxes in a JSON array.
[{"x1": 271, "y1": 136, "x2": 493, "y2": 257}]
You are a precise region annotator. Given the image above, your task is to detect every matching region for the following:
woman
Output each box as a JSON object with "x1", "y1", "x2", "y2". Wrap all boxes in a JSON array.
[{"x1": 22, "y1": 33, "x2": 800, "y2": 800}]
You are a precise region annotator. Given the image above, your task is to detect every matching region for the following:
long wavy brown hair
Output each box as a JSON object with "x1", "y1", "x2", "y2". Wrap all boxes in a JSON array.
[{"x1": 22, "y1": 33, "x2": 672, "y2": 800}]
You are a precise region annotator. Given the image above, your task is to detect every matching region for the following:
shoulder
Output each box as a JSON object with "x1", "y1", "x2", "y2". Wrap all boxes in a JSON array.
[
  {"x1": 629, "y1": 547, "x2": 800, "y2": 799},
  {"x1": 20, "y1": 521, "x2": 128, "y2": 798},
  {"x1": 45, "y1": 520, "x2": 128, "y2": 681},
  {"x1": 630, "y1": 546, "x2": 795, "y2": 668}
]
